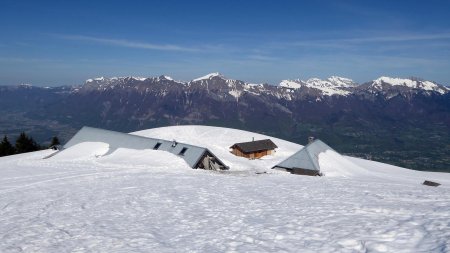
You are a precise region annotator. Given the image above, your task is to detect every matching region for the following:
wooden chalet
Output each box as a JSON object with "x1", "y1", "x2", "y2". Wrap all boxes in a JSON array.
[{"x1": 230, "y1": 139, "x2": 278, "y2": 159}]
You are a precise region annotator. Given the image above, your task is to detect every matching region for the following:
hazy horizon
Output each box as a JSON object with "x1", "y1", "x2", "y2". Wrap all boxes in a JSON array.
[{"x1": 3, "y1": 73, "x2": 450, "y2": 88}]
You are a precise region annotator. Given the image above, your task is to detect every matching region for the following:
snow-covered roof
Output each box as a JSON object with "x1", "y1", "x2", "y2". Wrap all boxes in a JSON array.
[
  {"x1": 63, "y1": 126, "x2": 227, "y2": 169},
  {"x1": 272, "y1": 139, "x2": 334, "y2": 172},
  {"x1": 3, "y1": 124, "x2": 450, "y2": 252},
  {"x1": 230, "y1": 139, "x2": 278, "y2": 154}
]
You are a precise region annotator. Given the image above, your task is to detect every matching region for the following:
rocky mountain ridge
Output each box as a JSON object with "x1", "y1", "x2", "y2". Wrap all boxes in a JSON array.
[
  {"x1": 78, "y1": 73, "x2": 449, "y2": 99},
  {"x1": 1, "y1": 73, "x2": 449, "y2": 172}
]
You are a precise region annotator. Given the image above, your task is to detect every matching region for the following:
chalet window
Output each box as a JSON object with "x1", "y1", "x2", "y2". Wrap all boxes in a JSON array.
[
  {"x1": 153, "y1": 142, "x2": 162, "y2": 150},
  {"x1": 179, "y1": 147, "x2": 188, "y2": 156}
]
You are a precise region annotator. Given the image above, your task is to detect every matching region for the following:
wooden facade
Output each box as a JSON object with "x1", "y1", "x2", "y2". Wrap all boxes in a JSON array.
[
  {"x1": 231, "y1": 148, "x2": 275, "y2": 159},
  {"x1": 230, "y1": 139, "x2": 277, "y2": 159}
]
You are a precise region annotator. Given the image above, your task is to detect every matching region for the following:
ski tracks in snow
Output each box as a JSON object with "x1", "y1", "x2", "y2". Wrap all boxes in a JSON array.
[{"x1": 0, "y1": 143, "x2": 450, "y2": 252}]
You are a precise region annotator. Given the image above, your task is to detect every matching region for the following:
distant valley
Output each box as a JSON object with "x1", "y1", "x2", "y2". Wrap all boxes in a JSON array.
[{"x1": 1, "y1": 73, "x2": 449, "y2": 172}]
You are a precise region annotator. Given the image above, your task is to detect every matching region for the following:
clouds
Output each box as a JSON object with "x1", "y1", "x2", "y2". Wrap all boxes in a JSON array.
[
  {"x1": 265, "y1": 31, "x2": 450, "y2": 49},
  {"x1": 2, "y1": 1, "x2": 450, "y2": 86},
  {"x1": 3, "y1": 29, "x2": 450, "y2": 86},
  {"x1": 288, "y1": 32, "x2": 450, "y2": 50},
  {"x1": 56, "y1": 34, "x2": 202, "y2": 52},
  {"x1": 50, "y1": 29, "x2": 450, "y2": 60}
]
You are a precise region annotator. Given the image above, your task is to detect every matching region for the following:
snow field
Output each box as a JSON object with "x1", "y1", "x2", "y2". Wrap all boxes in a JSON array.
[{"x1": 1, "y1": 125, "x2": 449, "y2": 252}]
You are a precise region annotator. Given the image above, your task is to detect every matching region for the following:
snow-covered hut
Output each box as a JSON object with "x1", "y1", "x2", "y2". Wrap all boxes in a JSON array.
[
  {"x1": 272, "y1": 139, "x2": 335, "y2": 176},
  {"x1": 61, "y1": 126, "x2": 229, "y2": 170},
  {"x1": 230, "y1": 139, "x2": 278, "y2": 159}
]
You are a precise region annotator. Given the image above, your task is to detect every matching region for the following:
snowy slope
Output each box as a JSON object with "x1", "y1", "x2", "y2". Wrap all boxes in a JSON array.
[
  {"x1": 85, "y1": 76, "x2": 148, "y2": 84},
  {"x1": 279, "y1": 76, "x2": 358, "y2": 96},
  {"x1": 192, "y1": 72, "x2": 225, "y2": 82},
  {"x1": 132, "y1": 125, "x2": 300, "y2": 173},
  {"x1": 372, "y1": 76, "x2": 447, "y2": 94},
  {"x1": 1, "y1": 125, "x2": 449, "y2": 252}
]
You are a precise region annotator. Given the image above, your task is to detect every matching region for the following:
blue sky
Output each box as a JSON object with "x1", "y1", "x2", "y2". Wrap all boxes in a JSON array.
[{"x1": 1, "y1": 0, "x2": 450, "y2": 86}]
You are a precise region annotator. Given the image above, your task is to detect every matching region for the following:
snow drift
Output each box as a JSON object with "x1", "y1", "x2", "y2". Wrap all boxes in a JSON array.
[{"x1": 1, "y1": 125, "x2": 449, "y2": 252}]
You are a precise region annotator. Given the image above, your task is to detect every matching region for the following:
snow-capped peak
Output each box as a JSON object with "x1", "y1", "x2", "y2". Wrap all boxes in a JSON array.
[
  {"x1": 193, "y1": 72, "x2": 225, "y2": 82},
  {"x1": 161, "y1": 75, "x2": 173, "y2": 81},
  {"x1": 85, "y1": 77, "x2": 105, "y2": 83},
  {"x1": 327, "y1": 76, "x2": 358, "y2": 87},
  {"x1": 374, "y1": 76, "x2": 415, "y2": 87},
  {"x1": 85, "y1": 76, "x2": 149, "y2": 83},
  {"x1": 373, "y1": 76, "x2": 447, "y2": 94},
  {"x1": 131, "y1": 76, "x2": 147, "y2": 81},
  {"x1": 279, "y1": 76, "x2": 356, "y2": 96},
  {"x1": 279, "y1": 79, "x2": 303, "y2": 89},
  {"x1": 155, "y1": 75, "x2": 175, "y2": 82}
]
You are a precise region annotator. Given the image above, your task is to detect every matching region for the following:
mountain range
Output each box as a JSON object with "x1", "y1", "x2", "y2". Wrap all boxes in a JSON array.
[{"x1": 1, "y1": 73, "x2": 449, "y2": 171}]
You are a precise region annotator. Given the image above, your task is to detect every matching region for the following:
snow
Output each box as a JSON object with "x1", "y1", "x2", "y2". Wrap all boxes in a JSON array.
[
  {"x1": 82, "y1": 74, "x2": 447, "y2": 96},
  {"x1": 279, "y1": 80, "x2": 302, "y2": 89},
  {"x1": 192, "y1": 72, "x2": 224, "y2": 82},
  {"x1": 375, "y1": 76, "x2": 416, "y2": 88},
  {"x1": 99, "y1": 148, "x2": 190, "y2": 170},
  {"x1": 420, "y1": 81, "x2": 446, "y2": 94},
  {"x1": 94, "y1": 77, "x2": 105, "y2": 81},
  {"x1": 279, "y1": 77, "x2": 354, "y2": 96},
  {"x1": 132, "y1": 125, "x2": 301, "y2": 172},
  {"x1": 1, "y1": 125, "x2": 450, "y2": 252},
  {"x1": 327, "y1": 76, "x2": 357, "y2": 87},
  {"x1": 243, "y1": 83, "x2": 265, "y2": 95},
  {"x1": 155, "y1": 75, "x2": 178, "y2": 83},
  {"x1": 374, "y1": 77, "x2": 446, "y2": 94},
  {"x1": 51, "y1": 142, "x2": 110, "y2": 161},
  {"x1": 318, "y1": 150, "x2": 374, "y2": 178},
  {"x1": 305, "y1": 78, "x2": 352, "y2": 96},
  {"x1": 228, "y1": 90, "x2": 242, "y2": 99},
  {"x1": 86, "y1": 76, "x2": 147, "y2": 83},
  {"x1": 421, "y1": 81, "x2": 436, "y2": 90},
  {"x1": 246, "y1": 83, "x2": 263, "y2": 87},
  {"x1": 132, "y1": 76, "x2": 147, "y2": 81}
]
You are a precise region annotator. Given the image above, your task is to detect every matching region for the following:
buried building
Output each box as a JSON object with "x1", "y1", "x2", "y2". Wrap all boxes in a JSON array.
[
  {"x1": 272, "y1": 139, "x2": 336, "y2": 176},
  {"x1": 54, "y1": 126, "x2": 228, "y2": 170},
  {"x1": 230, "y1": 139, "x2": 278, "y2": 159}
]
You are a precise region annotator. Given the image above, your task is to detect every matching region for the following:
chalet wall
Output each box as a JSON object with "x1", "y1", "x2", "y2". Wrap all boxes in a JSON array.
[{"x1": 231, "y1": 148, "x2": 275, "y2": 159}]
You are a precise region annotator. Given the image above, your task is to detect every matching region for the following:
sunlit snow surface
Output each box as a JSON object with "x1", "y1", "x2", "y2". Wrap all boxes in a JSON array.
[
  {"x1": 1, "y1": 125, "x2": 450, "y2": 252},
  {"x1": 373, "y1": 76, "x2": 446, "y2": 94},
  {"x1": 278, "y1": 76, "x2": 356, "y2": 96}
]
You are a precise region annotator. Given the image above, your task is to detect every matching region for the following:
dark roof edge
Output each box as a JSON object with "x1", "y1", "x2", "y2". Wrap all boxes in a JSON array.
[
  {"x1": 229, "y1": 139, "x2": 278, "y2": 153},
  {"x1": 231, "y1": 139, "x2": 277, "y2": 147}
]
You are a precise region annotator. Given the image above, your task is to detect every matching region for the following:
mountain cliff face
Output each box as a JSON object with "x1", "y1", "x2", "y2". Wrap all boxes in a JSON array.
[
  {"x1": 1, "y1": 73, "x2": 449, "y2": 171},
  {"x1": 77, "y1": 73, "x2": 449, "y2": 99}
]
